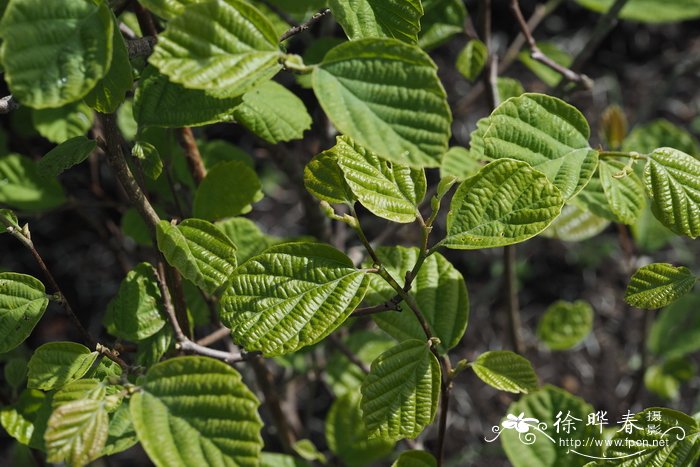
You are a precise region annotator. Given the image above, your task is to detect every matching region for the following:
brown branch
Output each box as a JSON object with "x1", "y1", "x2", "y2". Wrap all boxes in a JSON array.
[
  {"x1": 0, "y1": 95, "x2": 20, "y2": 114},
  {"x1": 504, "y1": 246, "x2": 525, "y2": 354},
  {"x1": 176, "y1": 127, "x2": 207, "y2": 185},
  {"x1": 510, "y1": 0, "x2": 592, "y2": 89},
  {"x1": 569, "y1": 0, "x2": 630, "y2": 73},
  {"x1": 352, "y1": 300, "x2": 402, "y2": 317},
  {"x1": 279, "y1": 8, "x2": 330, "y2": 42},
  {"x1": 197, "y1": 326, "x2": 232, "y2": 347},
  {"x1": 329, "y1": 335, "x2": 369, "y2": 374}
]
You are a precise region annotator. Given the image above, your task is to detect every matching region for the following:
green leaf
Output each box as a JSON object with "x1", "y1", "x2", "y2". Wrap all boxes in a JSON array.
[
  {"x1": 135, "y1": 325, "x2": 174, "y2": 367},
  {"x1": 138, "y1": 0, "x2": 197, "y2": 19},
  {"x1": 471, "y1": 350, "x2": 538, "y2": 393},
  {"x1": 624, "y1": 263, "x2": 697, "y2": 310},
  {"x1": 0, "y1": 208, "x2": 19, "y2": 233},
  {"x1": 133, "y1": 66, "x2": 242, "y2": 128},
  {"x1": 216, "y1": 217, "x2": 275, "y2": 263},
  {"x1": 622, "y1": 119, "x2": 699, "y2": 156},
  {"x1": 27, "y1": 342, "x2": 98, "y2": 391},
  {"x1": 326, "y1": 391, "x2": 394, "y2": 466},
  {"x1": 130, "y1": 356, "x2": 263, "y2": 467},
  {"x1": 325, "y1": 330, "x2": 395, "y2": 396},
  {"x1": 481, "y1": 93, "x2": 597, "y2": 199},
  {"x1": 193, "y1": 161, "x2": 262, "y2": 220},
  {"x1": 313, "y1": 38, "x2": 451, "y2": 168},
  {"x1": 52, "y1": 379, "x2": 105, "y2": 408},
  {"x1": 644, "y1": 358, "x2": 695, "y2": 400},
  {"x1": 4, "y1": 357, "x2": 27, "y2": 389},
  {"x1": 537, "y1": 300, "x2": 594, "y2": 350},
  {"x1": 232, "y1": 81, "x2": 311, "y2": 143},
  {"x1": 132, "y1": 141, "x2": 163, "y2": 180},
  {"x1": 0, "y1": 273, "x2": 49, "y2": 353},
  {"x1": 31, "y1": 101, "x2": 93, "y2": 144},
  {"x1": 0, "y1": 389, "x2": 46, "y2": 446},
  {"x1": 501, "y1": 385, "x2": 601, "y2": 467},
  {"x1": 0, "y1": 0, "x2": 113, "y2": 108},
  {"x1": 519, "y1": 43, "x2": 572, "y2": 87},
  {"x1": 156, "y1": 218, "x2": 238, "y2": 295},
  {"x1": 121, "y1": 208, "x2": 152, "y2": 246},
  {"x1": 541, "y1": 203, "x2": 610, "y2": 242},
  {"x1": 392, "y1": 450, "x2": 437, "y2": 467},
  {"x1": 361, "y1": 339, "x2": 440, "y2": 440},
  {"x1": 440, "y1": 146, "x2": 483, "y2": 180},
  {"x1": 199, "y1": 140, "x2": 254, "y2": 170},
  {"x1": 575, "y1": 0, "x2": 700, "y2": 23},
  {"x1": 292, "y1": 439, "x2": 326, "y2": 464},
  {"x1": 304, "y1": 151, "x2": 357, "y2": 205},
  {"x1": 329, "y1": 0, "x2": 423, "y2": 44},
  {"x1": 102, "y1": 403, "x2": 138, "y2": 456},
  {"x1": 261, "y1": 452, "x2": 310, "y2": 467},
  {"x1": 418, "y1": 0, "x2": 467, "y2": 50},
  {"x1": 85, "y1": 17, "x2": 133, "y2": 113},
  {"x1": 644, "y1": 147, "x2": 700, "y2": 238},
  {"x1": 37, "y1": 136, "x2": 96, "y2": 178},
  {"x1": 648, "y1": 293, "x2": 700, "y2": 359},
  {"x1": 104, "y1": 263, "x2": 166, "y2": 341},
  {"x1": 456, "y1": 39, "x2": 487, "y2": 81},
  {"x1": 443, "y1": 159, "x2": 564, "y2": 249},
  {"x1": 497, "y1": 77, "x2": 526, "y2": 101},
  {"x1": 220, "y1": 242, "x2": 369, "y2": 356},
  {"x1": 363, "y1": 246, "x2": 469, "y2": 353},
  {"x1": 45, "y1": 398, "x2": 110, "y2": 467},
  {"x1": 598, "y1": 159, "x2": 645, "y2": 225},
  {"x1": 0, "y1": 154, "x2": 66, "y2": 211},
  {"x1": 593, "y1": 408, "x2": 700, "y2": 466},
  {"x1": 631, "y1": 203, "x2": 675, "y2": 253},
  {"x1": 149, "y1": 0, "x2": 282, "y2": 96},
  {"x1": 333, "y1": 136, "x2": 427, "y2": 222}
]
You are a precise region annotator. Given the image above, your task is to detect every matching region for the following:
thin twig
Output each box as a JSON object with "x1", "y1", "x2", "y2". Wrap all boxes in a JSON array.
[
  {"x1": 504, "y1": 246, "x2": 525, "y2": 354},
  {"x1": 329, "y1": 335, "x2": 369, "y2": 374},
  {"x1": 279, "y1": 8, "x2": 330, "y2": 42},
  {"x1": 197, "y1": 326, "x2": 232, "y2": 347},
  {"x1": 0, "y1": 95, "x2": 20, "y2": 114},
  {"x1": 510, "y1": 0, "x2": 592, "y2": 89},
  {"x1": 352, "y1": 300, "x2": 402, "y2": 317},
  {"x1": 177, "y1": 127, "x2": 207, "y2": 185}
]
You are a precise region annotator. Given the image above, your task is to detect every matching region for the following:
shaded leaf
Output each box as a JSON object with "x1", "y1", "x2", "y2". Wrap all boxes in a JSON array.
[
  {"x1": 304, "y1": 151, "x2": 356, "y2": 205},
  {"x1": 37, "y1": 136, "x2": 96, "y2": 178},
  {"x1": 541, "y1": 203, "x2": 610, "y2": 242},
  {"x1": 0, "y1": 155, "x2": 66, "y2": 211},
  {"x1": 418, "y1": 0, "x2": 466, "y2": 50},
  {"x1": 393, "y1": 450, "x2": 437, "y2": 467},
  {"x1": 456, "y1": 39, "x2": 487, "y2": 81},
  {"x1": 648, "y1": 293, "x2": 700, "y2": 359},
  {"x1": 27, "y1": 342, "x2": 98, "y2": 391},
  {"x1": 193, "y1": 161, "x2": 262, "y2": 220},
  {"x1": 440, "y1": 146, "x2": 483, "y2": 180},
  {"x1": 0, "y1": 273, "x2": 49, "y2": 353},
  {"x1": 537, "y1": 300, "x2": 594, "y2": 350},
  {"x1": 31, "y1": 101, "x2": 93, "y2": 144}
]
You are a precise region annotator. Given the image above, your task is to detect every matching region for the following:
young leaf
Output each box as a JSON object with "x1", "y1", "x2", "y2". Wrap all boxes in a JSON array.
[
  {"x1": 0, "y1": 0, "x2": 113, "y2": 108},
  {"x1": 418, "y1": 0, "x2": 467, "y2": 50},
  {"x1": 481, "y1": 93, "x2": 597, "y2": 199},
  {"x1": 232, "y1": 81, "x2": 312, "y2": 143},
  {"x1": 600, "y1": 104, "x2": 628, "y2": 150},
  {"x1": 392, "y1": 450, "x2": 437, "y2": 467},
  {"x1": 624, "y1": 263, "x2": 697, "y2": 309},
  {"x1": 31, "y1": 101, "x2": 94, "y2": 144},
  {"x1": 313, "y1": 38, "x2": 451, "y2": 168},
  {"x1": 440, "y1": 146, "x2": 483, "y2": 180},
  {"x1": 501, "y1": 385, "x2": 601, "y2": 466},
  {"x1": 644, "y1": 147, "x2": 700, "y2": 238},
  {"x1": 149, "y1": 0, "x2": 282, "y2": 96},
  {"x1": 133, "y1": 67, "x2": 242, "y2": 128},
  {"x1": 0, "y1": 273, "x2": 49, "y2": 353},
  {"x1": 193, "y1": 161, "x2": 262, "y2": 220},
  {"x1": 0, "y1": 209, "x2": 19, "y2": 233},
  {"x1": 497, "y1": 77, "x2": 526, "y2": 101},
  {"x1": 0, "y1": 389, "x2": 48, "y2": 446},
  {"x1": 102, "y1": 403, "x2": 138, "y2": 456},
  {"x1": 443, "y1": 159, "x2": 564, "y2": 249},
  {"x1": 456, "y1": 39, "x2": 488, "y2": 81},
  {"x1": 132, "y1": 141, "x2": 163, "y2": 180},
  {"x1": 27, "y1": 342, "x2": 98, "y2": 391},
  {"x1": 85, "y1": 17, "x2": 133, "y2": 113},
  {"x1": 329, "y1": 0, "x2": 423, "y2": 44},
  {"x1": 45, "y1": 399, "x2": 109, "y2": 467},
  {"x1": 304, "y1": 151, "x2": 357, "y2": 205},
  {"x1": 156, "y1": 218, "x2": 238, "y2": 295},
  {"x1": 471, "y1": 351, "x2": 539, "y2": 393},
  {"x1": 600, "y1": 408, "x2": 700, "y2": 465},
  {"x1": 361, "y1": 339, "x2": 441, "y2": 440},
  {"x1": 333, "y1": 136, "x2": 427, "y2": 223},
  {"x1": 37, "y1": 136, "x2": 96, "y2": 178},
  {"x1": 363, "y1": 246, "x2": 469, "y2": 354},
  {"x1": 622, "y1": 119, "x2": 699, "y2": 156},
  {"x1": 326, "y1": 392, "x2": 394, "y2": 466},
  {"x1": 0, "y1": 155, "x2": 66, "y2": 211},
  {"x1": 537, "y1": 300, "x2": 594, "y2": 350},
  {"x1": 104, "y1": 263, "x2": 166, "y2": 342},
  {"x1": 648, "y1": 293, "x2": 700, "y2": 359},
  {"x1": 644, "y1": 358, "x2": 695, "y2": 400},
  {"x1": 130, "y1": 356, "x2": 263, "y2": 467},
  {"x1": 541, "y1": 203, "x2": 609, "y2": 242},
  {"x1": 220, "y1": 243, "x2": 369, "y2": 356},
  {"x1": 598, "y1": 158, "x2": 645, "y2": 225}
]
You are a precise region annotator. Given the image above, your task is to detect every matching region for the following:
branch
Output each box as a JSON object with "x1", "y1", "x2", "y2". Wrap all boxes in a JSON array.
[
  {"x1": 197, "y1": 326, "x2": 232, "y2": 347},
  {"x1": 329, "y1": 335, "x2": 369, "y2": 374},
  {"x1": 176, "y1": 127, "x2": 207, "y2": 185},
  {"x1": 0, "y1": 95, "x2": 20, "y2": 114},
  {"x1": 279, "y1": 8, "x2": 330, "y2": 42},
  {"x1": 351, "y1": 299, "x2": 402, "y2": 317},
  {"x1": 504, "y1": 246, "x2": 525, "y2": 354},
  {"x1": 510, "y1": 0, "x2": 592, "y2": 89}
]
